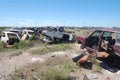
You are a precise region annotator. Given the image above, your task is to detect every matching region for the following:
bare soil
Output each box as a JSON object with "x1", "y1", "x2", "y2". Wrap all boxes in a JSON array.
[{"x1": 0, "y1": 44, "x2": 120, "y2": 80}]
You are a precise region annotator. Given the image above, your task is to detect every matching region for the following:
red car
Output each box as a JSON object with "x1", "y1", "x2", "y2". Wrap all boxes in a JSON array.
[{"x1": 76, "y1": 29, "x2": 120, "y2": 58}]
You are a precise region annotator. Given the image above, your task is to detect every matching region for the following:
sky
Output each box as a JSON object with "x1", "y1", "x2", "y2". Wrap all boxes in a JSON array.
[{"x1": 0, "y1": 0, "x2": 120, "y2": 27}]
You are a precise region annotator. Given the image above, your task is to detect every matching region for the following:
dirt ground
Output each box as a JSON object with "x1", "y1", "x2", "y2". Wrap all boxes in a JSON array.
[{"x1": 0, "y1": 44, "x2": 120, "y2": 80}]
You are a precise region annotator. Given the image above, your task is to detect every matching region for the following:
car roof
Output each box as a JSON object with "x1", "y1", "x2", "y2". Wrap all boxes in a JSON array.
[
  {"x1": 2, "y1": 31, "x2": 18, "y2": 34},
  {"x1": 23, "y1": 29, "x2": 34, "y2": 32},
  {"x1": 96, "y1": 29, "x2": 120, "y2": 33}
]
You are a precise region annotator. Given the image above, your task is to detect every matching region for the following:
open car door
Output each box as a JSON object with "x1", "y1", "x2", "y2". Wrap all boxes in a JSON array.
[{"x1": 85, "y1": 30, "x2": 103, "y2": 52}]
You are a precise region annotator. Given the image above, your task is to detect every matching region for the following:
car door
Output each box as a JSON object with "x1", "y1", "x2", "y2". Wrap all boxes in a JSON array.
[
  {"x1": 86, "y1": 30, "x2": 103, "y2": 52},
  {"x1": 101, "y1": 31, "x2": 120, "y2": 57}
]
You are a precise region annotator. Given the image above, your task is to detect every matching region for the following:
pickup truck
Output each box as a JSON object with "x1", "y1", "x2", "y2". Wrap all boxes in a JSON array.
[
  {"x1": 0, "y1": 31, "x2": 20, "y2": 45},
  {"x1": 76, "y1": 29, "x2": 120, "y2": 67}
]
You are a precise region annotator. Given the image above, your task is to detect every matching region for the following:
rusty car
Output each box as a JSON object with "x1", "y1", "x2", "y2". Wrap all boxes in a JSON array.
[{"x1": 76, "y1": 29, "x2": 120, "y2": 67}]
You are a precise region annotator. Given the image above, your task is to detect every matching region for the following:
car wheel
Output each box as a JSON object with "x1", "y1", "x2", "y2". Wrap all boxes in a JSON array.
[{"x1": 59, "y1": 27, "x2": 64, "y2": 32}]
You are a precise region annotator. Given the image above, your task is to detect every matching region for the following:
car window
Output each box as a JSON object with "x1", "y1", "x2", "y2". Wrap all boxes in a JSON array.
[
  {"x1": 8, "y1": 33, "x2": 18, "y2": 38},
  {"x1": 2, "y1": 33, "x2": 5, "y2": 37},
  {"x1": 116, "y1": 33, "x2": 120, "y2": 43},
  {"x1": 102, "y1": 32, "x2": 116, "y2": 40},
  {"x1": 103, "y1": 32, "x2": 112, "y2": 37},
  {"x1": 90, "y1": 30, "x2": 103, "y2": 37}
]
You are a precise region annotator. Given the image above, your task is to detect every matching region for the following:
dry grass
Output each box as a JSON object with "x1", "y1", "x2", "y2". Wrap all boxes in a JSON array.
[
  {"x1": 11, "y1": 56, "x2": 73, "y2": 80},
  {"x1": 75, "y1": 29, "x2": 93, "y2": 36},
  {"x1": 31, "y1": 43, "x2": 74, "y2": 55}
]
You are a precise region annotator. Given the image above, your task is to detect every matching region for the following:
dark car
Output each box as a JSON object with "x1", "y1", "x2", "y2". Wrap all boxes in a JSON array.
[{"x1": 76, "y1": 29, "x2": 120, "y2": 57}]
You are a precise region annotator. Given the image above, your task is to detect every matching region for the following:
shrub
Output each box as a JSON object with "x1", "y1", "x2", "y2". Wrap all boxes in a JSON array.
[
  {"x1": 11, "y1": 68, "x2": 24, "y2": 80},
  {"x1": 0, "y1": 41, "x2": 4, "y2": 48},
  {"x1": 39, "y1": 63, "x2": 72, "y2": 80},
  {"x1": 11, "y1": 62, "x2": 72, "y2": 80},
  {"x1": 14, "y1": 40, "x2": 33, "y2": 49},
  {"x1": 28, "y1": 35, "x2": 35, "y2": 42},
  {"x1": 19, "y1": 41, "x2": 26, "y2": 49},
  {"x1": 14, "y1": 41, "x2": 25, "y2": 49},
  {"x1": 14, "y1": 42, "x2": 19, "y2": 49}
]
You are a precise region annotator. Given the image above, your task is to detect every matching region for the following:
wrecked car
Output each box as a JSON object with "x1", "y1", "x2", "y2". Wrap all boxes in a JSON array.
[
  {"x1": 0, "y1": 31, "x2": 20, "y2": 45},
  {"x1": 7, "y1": 28, "x2": 22, "y2": 38},
  {"x1": 76, "y1": 29, "x2": 120, "y2": 67},
  {"x1": 21, "y1": 29, "x2": 35, "y2": 41},
  {"x1": 42, "y1": 27, "x2": 74, "y2": 43},
  {"x1": 22, "y1": 29, "x2": 34, "y2": 38}
]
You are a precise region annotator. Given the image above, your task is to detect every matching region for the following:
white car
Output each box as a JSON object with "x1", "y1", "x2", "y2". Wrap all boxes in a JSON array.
[
  {"x1": 0, "y1": 31, "x2": 20, "y2": 43},
  {"x1": 22, "y1": 29, "x2": 34, "y2": 37}
]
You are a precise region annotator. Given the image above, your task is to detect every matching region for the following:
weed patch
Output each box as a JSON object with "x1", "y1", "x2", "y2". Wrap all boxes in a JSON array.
[
  {"x1": 0, "y1": 41, "x2": 5, "y2": 49},
  {"x1": 11, "y1": 62, "x2": 72, "y2": 80},
  {"x1": 11, "y1": 68, "x2": 25, "y2": 80},
  {"x1": 14, "y1": 40, "x2": 33, "y2": 49},
  {"x1": 32, "y1": 43, "x2": 74, "y2": 55}
]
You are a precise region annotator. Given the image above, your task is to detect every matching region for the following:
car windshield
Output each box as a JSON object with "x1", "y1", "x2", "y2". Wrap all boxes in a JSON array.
[
  {"x1": 116, "y1": 33, "x2": 120, "y2": 43},
  {"x1": 90, "y1": 30, "x2": 103, "y2": 37}
]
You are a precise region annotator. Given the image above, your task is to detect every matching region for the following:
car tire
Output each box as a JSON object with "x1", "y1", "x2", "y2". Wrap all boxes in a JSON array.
[{"x1": 59, "y1": 27, "x2": 64, "y2": 32}]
